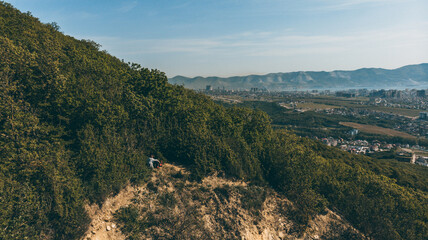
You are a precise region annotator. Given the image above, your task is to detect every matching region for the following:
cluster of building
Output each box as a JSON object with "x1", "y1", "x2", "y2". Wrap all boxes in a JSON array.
[
  {"x1": 368, "y1": 98, "x2": 428, "y2": 111},
  {"x1": 318, "y1": 137, "x2": 394, "y2": 154},
  {"x1": 415, "y1": 156, "x2": 428, "y2": 167},
  {"x1": 367, "y1": 98, "x2": 428, "y2": 111},
  {"x1": 203, "y1": 86, "x2": 428, "y2": 98},
  {"x1": 317, "y1": 135, "x2": 428, "y2": 167},
  {"x1": 333, "y1": 88, "x2": 428, "y2": 99}
]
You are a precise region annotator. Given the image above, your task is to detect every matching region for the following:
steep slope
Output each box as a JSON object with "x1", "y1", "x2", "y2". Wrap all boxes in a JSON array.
[
  {"x1": 170, "y1": 63, "x2": 428, "y2": 90},
  {"x1": 84, "y1": 164, "x2": 365, "y2": 240},
  {"x1": 0, "y1": 2, "x2": 427, "y2": 240}
]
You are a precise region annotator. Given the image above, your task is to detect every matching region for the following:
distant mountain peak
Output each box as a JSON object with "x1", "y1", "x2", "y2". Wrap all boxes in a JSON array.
[{"x1": 170, "y1": 63, "x2": 428, "y2": 91}]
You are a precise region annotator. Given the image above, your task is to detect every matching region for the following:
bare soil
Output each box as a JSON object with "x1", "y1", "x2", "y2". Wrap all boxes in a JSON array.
[{"x1": 82, "y1": 163, "x2": 365, "y2": 240}]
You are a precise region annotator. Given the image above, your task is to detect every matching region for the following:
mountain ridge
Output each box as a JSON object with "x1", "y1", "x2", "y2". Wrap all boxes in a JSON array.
[{"x1": 170, "y1": 63, "x2": 428, "y2": 90}]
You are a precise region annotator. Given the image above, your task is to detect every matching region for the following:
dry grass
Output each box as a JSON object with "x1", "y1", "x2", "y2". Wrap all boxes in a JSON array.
[
  {"x1": 84, "y1": 164, "x2": 365, "y2": 240},
  {"x1": 339, "y1": 122, "x2": 417, "y2": 139}
]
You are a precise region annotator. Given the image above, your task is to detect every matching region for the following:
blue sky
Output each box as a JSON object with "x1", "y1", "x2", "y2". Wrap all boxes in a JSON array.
[{"x1": 6, "y1": 0, "x2": 428, "y2": 77}]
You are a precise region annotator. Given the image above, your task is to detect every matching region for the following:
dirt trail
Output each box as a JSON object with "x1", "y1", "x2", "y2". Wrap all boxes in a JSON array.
[
  {"x1": 82, "y1": 184, "x2": 135, "y2": 240},
  {"x1": 81, "y1": 164, "x2": 178, "y2": 240}
]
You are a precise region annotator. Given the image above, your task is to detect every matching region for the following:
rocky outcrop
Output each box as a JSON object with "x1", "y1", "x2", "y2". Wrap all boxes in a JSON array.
[{"x1": 82, "y1": 164, "x2": 365, "y2": 240}]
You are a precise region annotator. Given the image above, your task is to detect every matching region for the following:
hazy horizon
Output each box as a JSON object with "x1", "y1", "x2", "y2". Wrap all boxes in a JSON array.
[
  {"x1": 172, "y1": 62, "x2": 428, "y2": 78},
  {"x1": 7, "y1": 0, "x2": 428, "y2": 78}
]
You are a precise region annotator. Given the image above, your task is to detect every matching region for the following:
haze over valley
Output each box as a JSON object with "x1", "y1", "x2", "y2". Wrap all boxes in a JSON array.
[{"x1": 171, "y1": 63, "x2": 428, "y2": 91}]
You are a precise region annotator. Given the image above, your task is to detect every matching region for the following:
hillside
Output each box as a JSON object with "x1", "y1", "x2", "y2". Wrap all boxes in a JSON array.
[
  {"x1": 84, "y1": 164, "x2": 365, "y2": 240},
  {"x1": 170, "y1": 63, "x2": 428, "y2": 90},
  {"x1": 0, "y1": 2, "x2": 427, "y2": 240}
]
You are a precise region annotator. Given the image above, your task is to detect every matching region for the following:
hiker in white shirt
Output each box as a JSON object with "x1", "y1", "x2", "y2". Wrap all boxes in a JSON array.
[{"x1": 148, "y1": 155, "x2": 160, "y2": 169}]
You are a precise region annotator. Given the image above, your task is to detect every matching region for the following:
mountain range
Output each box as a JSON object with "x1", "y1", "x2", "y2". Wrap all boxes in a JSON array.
[{"x1": 170, "y1": 63, "x2": 428, "y2": 91}]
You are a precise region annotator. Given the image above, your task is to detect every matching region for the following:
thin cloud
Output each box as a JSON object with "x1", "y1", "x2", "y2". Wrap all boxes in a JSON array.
[
  {"x1": 82, "y1": 24, "x2": 428, "y2": 77},
  {"x1": 118, "y1": 1, "x2": 138, "y2": 13},
  {"x1": 87, "y1": 25, "x2": 428, "y2": 58},
  {"x1": 171, "y1": 1, "x2": 194, "y2": 10},
  {"x1": 312, "y1": 0, "x2": 406, "y2": 11}
]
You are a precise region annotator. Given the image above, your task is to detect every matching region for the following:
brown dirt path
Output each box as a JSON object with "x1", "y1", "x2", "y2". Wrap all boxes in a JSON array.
[{"x1": 81, "y1": 184, "x2": 138, "y2": 240}]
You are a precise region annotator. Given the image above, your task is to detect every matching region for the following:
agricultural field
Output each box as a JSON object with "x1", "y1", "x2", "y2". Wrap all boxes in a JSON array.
[
  {"x1": 302, "y1": 96, "x2": 369, "y2": 108},
  {"x1": 339, "y1": 122, "x2": 417, "y2": 139}
]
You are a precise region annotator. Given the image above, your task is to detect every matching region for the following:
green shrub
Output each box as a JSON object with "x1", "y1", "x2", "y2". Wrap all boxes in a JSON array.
[{"x1": 158, "y1": 192, "x2": 177, "y2": 208}]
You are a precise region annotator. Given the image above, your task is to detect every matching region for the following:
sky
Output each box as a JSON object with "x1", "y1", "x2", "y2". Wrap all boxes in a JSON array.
[{"x1": 6, "y1": 0, "x2": 428, "y2": 77}]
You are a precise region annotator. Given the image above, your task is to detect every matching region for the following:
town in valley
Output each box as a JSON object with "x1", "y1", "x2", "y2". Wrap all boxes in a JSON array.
[{"x1": 203, "y1": 86, "x2": 428, "y2": 167}]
